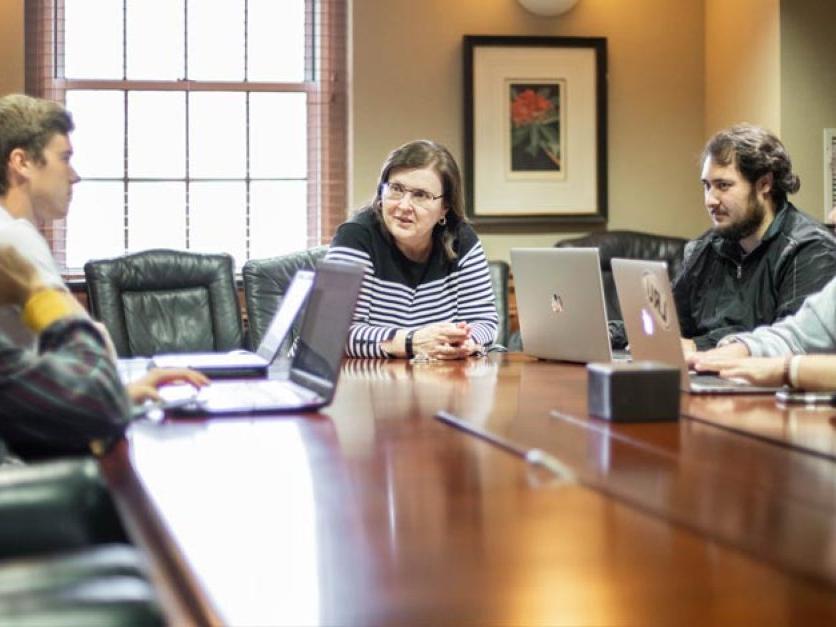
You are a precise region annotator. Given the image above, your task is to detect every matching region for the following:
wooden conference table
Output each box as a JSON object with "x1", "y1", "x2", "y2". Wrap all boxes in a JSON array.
[{"x1": 100, "y1": 354, "x2": 836, "y2": 625}]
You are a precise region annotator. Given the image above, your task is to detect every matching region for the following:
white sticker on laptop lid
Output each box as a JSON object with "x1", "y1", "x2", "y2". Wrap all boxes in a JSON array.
[{"x1": 641, "y1": 271, "x2": 673, "y2": 330}]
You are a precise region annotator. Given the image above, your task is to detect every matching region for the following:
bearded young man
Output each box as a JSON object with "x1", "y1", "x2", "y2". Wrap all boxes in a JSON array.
[{"x1": 672, "y1": 124, "x2": 836, "y2": 352}]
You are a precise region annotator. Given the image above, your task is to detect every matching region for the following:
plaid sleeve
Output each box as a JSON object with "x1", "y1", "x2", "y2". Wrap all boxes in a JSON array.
[{"x1": 0, "y1": 318, "x2": 131, "y2": 456}]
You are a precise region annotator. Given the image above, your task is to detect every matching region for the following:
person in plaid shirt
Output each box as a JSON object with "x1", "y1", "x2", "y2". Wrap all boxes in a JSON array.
[{"x1": 0, "y1": 246, "x2": 207, "y2": 460}]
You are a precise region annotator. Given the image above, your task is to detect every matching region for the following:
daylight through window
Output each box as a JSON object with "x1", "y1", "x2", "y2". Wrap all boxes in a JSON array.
[{"x1": 25, "y1": 0, "x2": 347, "y2": 273}]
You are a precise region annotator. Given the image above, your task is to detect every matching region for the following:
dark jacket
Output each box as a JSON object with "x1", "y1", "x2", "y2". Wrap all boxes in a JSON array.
[{"x1": 672, "y1": 202, "x2": 836, "y2": 350}]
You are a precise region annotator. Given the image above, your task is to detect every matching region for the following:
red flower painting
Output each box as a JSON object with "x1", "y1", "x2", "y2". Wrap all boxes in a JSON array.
[
  {"x1": 511, "y1": 89, "x2": 552, "y2": 125},
  {"x1": 510, "y1": 83, "x2": 561, "y2": 172}
]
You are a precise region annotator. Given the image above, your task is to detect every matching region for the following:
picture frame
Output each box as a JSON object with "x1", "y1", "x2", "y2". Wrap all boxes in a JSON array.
[{"x1": 463, "y1": 36, "x2": 608, "y2": 227}]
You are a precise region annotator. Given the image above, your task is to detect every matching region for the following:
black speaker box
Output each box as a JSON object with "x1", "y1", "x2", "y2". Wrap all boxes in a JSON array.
[{"x1": 587, "y1": 361, "x2": 680, "y2": 422}]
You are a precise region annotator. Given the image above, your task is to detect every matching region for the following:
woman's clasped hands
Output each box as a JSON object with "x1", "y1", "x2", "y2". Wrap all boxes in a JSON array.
[{"x1": 412, "y1": 321, "x2": 479, "y2": 360}]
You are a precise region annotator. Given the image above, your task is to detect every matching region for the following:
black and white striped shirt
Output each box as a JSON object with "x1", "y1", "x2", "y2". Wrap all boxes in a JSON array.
[{"x1": 325, "y1": 208, "x2": 498, "y2": 358}]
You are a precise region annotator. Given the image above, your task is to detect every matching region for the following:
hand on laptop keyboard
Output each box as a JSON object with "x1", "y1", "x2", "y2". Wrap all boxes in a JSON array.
[{"x1": 692, "y1": 356, "x2": 787, "y2": 388}]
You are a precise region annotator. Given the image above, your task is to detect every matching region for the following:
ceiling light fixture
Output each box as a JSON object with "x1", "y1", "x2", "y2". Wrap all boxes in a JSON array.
[{"x1": 517, "y1": 0, "x2": 580, "y2": 17}]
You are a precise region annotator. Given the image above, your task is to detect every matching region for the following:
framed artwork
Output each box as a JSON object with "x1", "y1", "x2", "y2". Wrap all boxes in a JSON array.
[{"x1": 463, "y1": 36, "x2": 607, "y2": 227}]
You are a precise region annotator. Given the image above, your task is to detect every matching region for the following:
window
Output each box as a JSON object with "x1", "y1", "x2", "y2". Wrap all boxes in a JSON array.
[
  {"x1": 825, "y1": 128, "x2": 836, "y2": 220},
  {"x1": 25, "y1": 0, "x2": 346, "y2": 273}
]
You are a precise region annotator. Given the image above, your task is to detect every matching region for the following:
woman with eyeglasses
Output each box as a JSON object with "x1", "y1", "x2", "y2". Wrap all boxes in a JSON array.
[{"x1": 325, "y1": 140, "x2": 498, "y2": 360}]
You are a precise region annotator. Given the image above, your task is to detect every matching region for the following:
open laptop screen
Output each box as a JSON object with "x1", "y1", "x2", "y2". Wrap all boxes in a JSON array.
[
  {"x1": 289, "y1": 261, "x2": 365, "y2": 397},
  {"x1": 255, "y1": 271, "x2": 315, "y2": 362}
]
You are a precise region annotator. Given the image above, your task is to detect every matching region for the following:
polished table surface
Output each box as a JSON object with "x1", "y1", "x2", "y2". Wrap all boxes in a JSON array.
[
  {"x1": 101, "y1": 355, "x2": 836, "y2": 625},
  {"x1": 683, "y1": 393, "x2": 836, "y2": 460}
]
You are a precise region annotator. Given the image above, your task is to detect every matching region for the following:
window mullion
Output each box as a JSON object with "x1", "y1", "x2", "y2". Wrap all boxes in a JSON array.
[
  {"x1": 58, "y1": 79, "x2": 310, "y2": 92},
  {"x1": 184, "y1": 0, "x2": 189, "y2": 250},
  {"x1": 122, "y1": 0, "x2": 128, "y2": 254},
  {"x1": 245, "y1": 0, "x2": 250, "y2": 261}
]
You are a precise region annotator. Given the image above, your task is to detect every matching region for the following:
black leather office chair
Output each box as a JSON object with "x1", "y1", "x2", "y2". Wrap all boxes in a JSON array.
[
  {"x1": 0, "y1": 543, "x2": 164, "y2": 625},
  {"x1": 0, "y1": 458, "x2": 164, "y2": 624},
  {"x1": 242, "y1": 246, "x2": 329, "y2": 350},
  {"x1": 84, "y1": 249, "x2": 244, "y2": 357},
  {"x1": 0, "y1": 458, "x2": 126, "y2": 559},
  {"x1": 554, "y1": 230, "x2": 688, "y2": 320}
]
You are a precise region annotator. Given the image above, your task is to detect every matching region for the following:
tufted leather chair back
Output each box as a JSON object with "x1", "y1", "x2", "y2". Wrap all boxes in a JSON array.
[
  {"x1": 242, "y1": 247, "x2": 329, "y2": 350},
  {"x1": 555, "y1": 230, "x2": 688, "y2": 320},
  {"x1": 84, "y1": 249, "x2": 244, "y2": 357}
]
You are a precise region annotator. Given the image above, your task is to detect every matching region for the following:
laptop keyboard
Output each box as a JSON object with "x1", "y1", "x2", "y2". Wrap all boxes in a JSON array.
[
  {"x1": 689, "y1": 372, "x2": 752, "y2": 389},
  {"x1": 200, "y1": 380, "x2": 312, "y2": 406}
]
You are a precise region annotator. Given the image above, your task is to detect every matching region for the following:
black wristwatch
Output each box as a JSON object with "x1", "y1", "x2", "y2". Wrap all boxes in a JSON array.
[{"x1": 404, "y1": 329, "x2": 416, "y2": 358}]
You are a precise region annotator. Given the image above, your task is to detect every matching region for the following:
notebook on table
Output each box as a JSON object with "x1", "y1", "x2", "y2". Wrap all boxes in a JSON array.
[
  {"x1": 610, "y1": 258, "x2": 778, "y2": 395},
  {"x1": 511, "y1": 248, "x2": 624, "y2": 363},
  {"x1": 150, "y1": 270, "x2": 315, "y2": 378},
  {"x1": 165, "y1": 260, "x2": 365, "y2": 414}
]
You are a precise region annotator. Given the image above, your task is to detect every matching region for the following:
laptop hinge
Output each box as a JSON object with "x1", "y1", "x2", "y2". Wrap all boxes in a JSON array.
[{"x1": 289, "y1": 368, "x2": 333, "y2": 398}]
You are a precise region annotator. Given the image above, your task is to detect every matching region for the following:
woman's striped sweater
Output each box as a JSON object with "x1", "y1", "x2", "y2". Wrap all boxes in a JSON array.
[{"x1": 325, "y1": 208, "x2": 499, "y2": 358}]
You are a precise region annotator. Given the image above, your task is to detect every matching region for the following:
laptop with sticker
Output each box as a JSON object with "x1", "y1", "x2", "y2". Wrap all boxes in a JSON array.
[{"x1": 611, "y1": 258, "x2": 777, "y2": 394}]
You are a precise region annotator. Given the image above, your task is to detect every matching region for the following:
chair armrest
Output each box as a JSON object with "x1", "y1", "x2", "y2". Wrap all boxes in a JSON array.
[
  {"x1": 0, "y1": 544, "x2": 145, "y2": 596},
  {"x1": 0, "y1": 458, "x2": 126, "y2": 558}
]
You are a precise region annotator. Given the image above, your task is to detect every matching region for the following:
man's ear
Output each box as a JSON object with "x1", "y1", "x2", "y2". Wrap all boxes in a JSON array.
[
  {"x1": 756, "y1": 172, "x2": 773, "y2": 196},
  {"x1": 6, "y1": 147, "x2": 32, "y2": 183}
]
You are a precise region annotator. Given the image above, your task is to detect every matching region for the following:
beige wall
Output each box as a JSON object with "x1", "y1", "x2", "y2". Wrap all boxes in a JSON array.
[
  {"x1": 780, "y1": 0, "x2": 836, "y2": 220},
  {"x1": 351, "y1": 0, "x2": 709, "y2": 262},
  {"x1": 704, "y1": 0, "x2": 780, "y2": 136},
  {"x1": 0, "y1": 0, "x2": 25, "y2": 96},
  {"x1": 3, "y1": 0, "x2": 832, "y2": 250}
]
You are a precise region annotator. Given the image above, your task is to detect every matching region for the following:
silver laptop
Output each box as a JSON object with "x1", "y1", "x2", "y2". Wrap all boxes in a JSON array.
[
  {"x1": 165, "y1": 260, "x2": 365, "y2": 414},
  {"x1": 150, "y1": 271, "x2": 315, "y2": 378},
  {"x1": 511, "y1": 248, "x2": 615, "y2": 363},
  {"x1": 611, "y1": 258, "x2": 777, "y2": 394}
]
